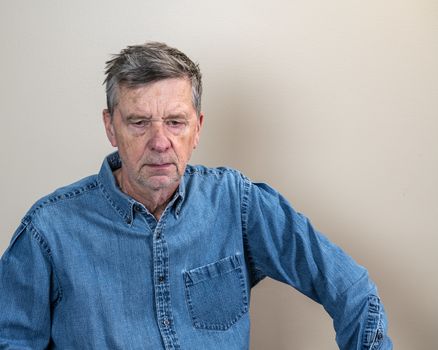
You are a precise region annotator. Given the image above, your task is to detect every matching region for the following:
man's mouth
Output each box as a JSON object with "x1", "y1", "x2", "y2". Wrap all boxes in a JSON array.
[{"x1": 145, "y1": 163, "x2": 173, "y2": 169}]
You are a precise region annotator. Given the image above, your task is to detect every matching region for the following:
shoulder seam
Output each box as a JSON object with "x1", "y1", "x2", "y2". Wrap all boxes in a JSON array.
[
  {"x1": 27, "y1": 222, "x2": 64, "y2": 307},
  {"x1": 240, "y1": 176, "x2": 266, "y2": 286},
  {"x1": 24, "y1": 180, "x2": 99, "y2": 222}
]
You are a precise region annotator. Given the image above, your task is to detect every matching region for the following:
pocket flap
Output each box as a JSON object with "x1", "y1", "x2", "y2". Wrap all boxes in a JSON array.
[{"x1": 184, "y1": 254, "x2": 242, "y2": 286}]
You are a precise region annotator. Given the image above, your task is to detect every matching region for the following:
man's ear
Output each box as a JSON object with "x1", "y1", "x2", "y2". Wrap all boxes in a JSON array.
[
  {"x1": 103, "y1": 109, "x2": 118, "y2": 147},
  {"x1": 193, "y1": 113, "x2": 204, "y2": 149}
]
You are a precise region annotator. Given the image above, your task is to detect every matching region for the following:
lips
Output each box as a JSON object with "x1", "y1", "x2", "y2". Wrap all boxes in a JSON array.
[{"x1": 146, "y1": 163, "x2": 172, "y2": 168}]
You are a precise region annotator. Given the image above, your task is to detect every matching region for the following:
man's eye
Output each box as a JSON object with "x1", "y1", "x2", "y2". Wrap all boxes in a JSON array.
[
  {"x1": 132, "y1": 120, "x2": 150, "y2": 127},
  {"x1": 166, "y1": 120, "x2": 185, "y2": 128}
]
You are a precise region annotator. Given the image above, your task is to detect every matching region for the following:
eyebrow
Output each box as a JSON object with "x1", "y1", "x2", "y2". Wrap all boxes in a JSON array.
[
  {"x1": 125, "y1": 114, "x2": 151, "y2": 121},
  {"x1": 165, "y1": 114, "x2": 189, "y2": 120},
  {"x1": 125, "y1": 113, "x2": 189, "y2": 121}
]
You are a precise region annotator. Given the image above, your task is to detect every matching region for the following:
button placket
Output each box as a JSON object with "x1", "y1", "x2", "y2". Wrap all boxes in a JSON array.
[{"x1": 152, "y1": 221, "x2": 180, "y2": 350}]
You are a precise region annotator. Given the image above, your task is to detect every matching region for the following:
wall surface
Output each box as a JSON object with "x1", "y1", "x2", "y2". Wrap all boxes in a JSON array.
[{"x1": 1, "y1": 1, "x2": 437, "y2": 348}]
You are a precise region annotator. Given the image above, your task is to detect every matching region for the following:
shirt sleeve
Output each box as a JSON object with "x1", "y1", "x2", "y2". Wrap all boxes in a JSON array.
[
  {"x1": 242, "y1": 179, "x2": 392, "y2": 350},
  {"x1": 0, "y1": 220, "x2": 59, "y2": 349}
]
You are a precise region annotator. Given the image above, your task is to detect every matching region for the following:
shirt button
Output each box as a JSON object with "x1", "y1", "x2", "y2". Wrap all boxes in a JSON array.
[
  {"x1": 158, "y1": 276, "x2": 165, "y2": 283},
  {"x1": 163, "y1": 318, "x2": 170, "y2": 327}
]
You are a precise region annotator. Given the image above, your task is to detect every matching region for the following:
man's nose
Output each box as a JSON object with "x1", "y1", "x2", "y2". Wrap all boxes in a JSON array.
[{"x1": 147, "y1": 122, "x2": 171, "y2": 152}]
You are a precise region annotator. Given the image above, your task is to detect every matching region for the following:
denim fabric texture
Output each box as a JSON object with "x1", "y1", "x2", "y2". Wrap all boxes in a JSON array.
[{"x1": 0, "y1": 152, "x2": 392, "y2": 349}]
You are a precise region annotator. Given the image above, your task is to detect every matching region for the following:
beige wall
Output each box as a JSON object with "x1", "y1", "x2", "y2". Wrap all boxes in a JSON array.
[{"x1": 1, "y1": 0, "x2": 437, "y2": 348}]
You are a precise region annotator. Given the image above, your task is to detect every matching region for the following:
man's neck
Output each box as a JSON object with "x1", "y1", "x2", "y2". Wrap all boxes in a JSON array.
[{"x1": 113, "y1": 168, "x2": 178, "y2": 220}]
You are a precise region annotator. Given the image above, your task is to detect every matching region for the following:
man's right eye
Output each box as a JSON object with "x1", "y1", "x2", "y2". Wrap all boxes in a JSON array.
[{"x1": 131, "y1": 120, "x2": 150, "y2": 127}]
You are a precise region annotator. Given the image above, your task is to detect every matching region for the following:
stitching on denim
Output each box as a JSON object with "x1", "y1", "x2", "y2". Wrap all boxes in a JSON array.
[
  {"x1": 157, "y1": 220, "x2": 182, "y2": 348},
  {"x1": 362, "y1": 295, "x2": 383, "y2": 350},
  {"x1": 97, "y1": 179, "x2": 132, "y2": 225},
  {"x1": 186, "y1": 166, "x2": 265, "y2": 284},
  {"x1": 185, "y1": 255, "x2": 241, "y2": 285},
  {"x1": 24, "y1": 181, "x2": 99, "y2": 223},
  {"x1": 183, "y1": 273, "x2": 199, "y2": 326},
  {"x1": 185, "y1": 165, "x2": 230, "y2": 177},
  {"x1": 183, "y1": 259, "x2": 249, "y2": 331},
  {"x1": 187, "y1": 271, "x2": 248, "y2": 330},
  {"x1": 28, "y1": 222, "x2": 64, "y2": 307},
  {"x1": 369, "y1": 298, "x2": 383, "y2": 350},
  {"x1": 241, "y1": 177, "x2": 266, "y2": 286}
]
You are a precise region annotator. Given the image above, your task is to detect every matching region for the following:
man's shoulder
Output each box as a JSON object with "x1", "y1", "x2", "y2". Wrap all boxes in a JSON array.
[
  {"x1": 23, "y1": 174, "x2": 100, "y2": 223},
  {"x1": 183, "y1": 164, "x2": 253, "y2": 197},
  {"x1": 184, "y1": 165, "x2": 285, "y2": 201}
]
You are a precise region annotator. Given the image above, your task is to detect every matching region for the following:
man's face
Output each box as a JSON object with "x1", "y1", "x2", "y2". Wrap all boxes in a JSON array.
[{"x1": 103, "y1": 78, "x2": 203, "y2": 193}]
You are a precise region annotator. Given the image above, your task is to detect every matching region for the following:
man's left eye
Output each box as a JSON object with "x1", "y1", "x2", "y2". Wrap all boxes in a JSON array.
[
  {"x1": 131, "y1": 120, "x2": 149, "y2": 127},
  {"x1": 166, "y1": 120, "x2": 185, "y2": 127}
]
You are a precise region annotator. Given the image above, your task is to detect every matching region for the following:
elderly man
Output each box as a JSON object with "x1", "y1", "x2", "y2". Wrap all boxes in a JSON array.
[{"x1": 0, "y1": 42, "x2": 392, "y2": 349}]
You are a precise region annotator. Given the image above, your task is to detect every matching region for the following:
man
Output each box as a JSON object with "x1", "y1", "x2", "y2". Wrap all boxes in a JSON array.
[{"x1": 0, "y1": 42, "x2": 392, "y2": 349}]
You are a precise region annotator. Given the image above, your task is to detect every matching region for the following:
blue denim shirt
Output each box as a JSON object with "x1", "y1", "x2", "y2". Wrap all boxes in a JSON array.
[{"x1": 0, "y1": 152, "x2": 392, "y2": 349}]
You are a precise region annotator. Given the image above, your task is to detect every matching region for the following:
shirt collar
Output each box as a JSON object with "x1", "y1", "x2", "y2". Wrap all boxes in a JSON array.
[{"x1": 97, "y1": 152, "x2": 186, "y2": 225}]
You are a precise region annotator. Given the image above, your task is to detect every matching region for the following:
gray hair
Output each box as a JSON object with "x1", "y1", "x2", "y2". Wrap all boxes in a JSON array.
[{"x1": 104, "y1": 42, "x2": 202, "y2": 116}]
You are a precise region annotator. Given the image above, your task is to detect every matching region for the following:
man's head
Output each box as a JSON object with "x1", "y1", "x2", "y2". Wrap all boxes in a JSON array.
[
  {"x1": 102, "y1": 42, "x2": 204, "y2": 202},
  {"x1": 104, "y1": 41, "x2": 202, "y2": 117}
]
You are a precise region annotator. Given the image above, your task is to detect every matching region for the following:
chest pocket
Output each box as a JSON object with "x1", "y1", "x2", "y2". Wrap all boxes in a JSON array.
[{"x1": 183, "y1": 254, "x2": 249, "y2": 331}]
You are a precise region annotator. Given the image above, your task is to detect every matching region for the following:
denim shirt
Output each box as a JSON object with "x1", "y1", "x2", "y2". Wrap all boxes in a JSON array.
[{"x1": 0, "y1": 152, "x2": 392, "y2": 349}]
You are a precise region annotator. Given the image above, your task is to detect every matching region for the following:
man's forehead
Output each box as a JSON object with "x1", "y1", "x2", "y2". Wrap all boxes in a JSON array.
[
  {"x1": 116, "y1": 80, "x2": 194, "y2": 115},
  {"x1": 118, "y1": 78, "x2": 191, "y2": 97}
]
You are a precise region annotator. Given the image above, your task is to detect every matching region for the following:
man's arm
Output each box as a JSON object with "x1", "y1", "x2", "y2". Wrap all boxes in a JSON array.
[
  {"x1": 241, "y1": 179, "x2": 392, "y2": 349},
  {"x1": 0, "y1": 221, "x2": 56, "y2": 349}
]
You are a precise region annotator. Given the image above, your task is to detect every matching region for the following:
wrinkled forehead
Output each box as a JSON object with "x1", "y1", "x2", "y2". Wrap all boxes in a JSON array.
[{"x1": 115, "y1": 78, "x2": 195, "y2": 116}]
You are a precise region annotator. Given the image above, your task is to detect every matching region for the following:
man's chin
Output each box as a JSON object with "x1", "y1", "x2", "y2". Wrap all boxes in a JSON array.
[{"x1": 139, "y1": 175, "x2": 180, "y2": 192}]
